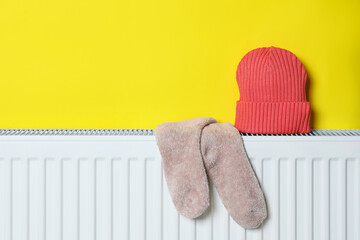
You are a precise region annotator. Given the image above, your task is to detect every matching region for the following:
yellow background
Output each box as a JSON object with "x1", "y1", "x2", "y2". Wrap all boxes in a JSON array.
[{"x1": 0, "y1": 0, "x2": 359, "y2": 129}]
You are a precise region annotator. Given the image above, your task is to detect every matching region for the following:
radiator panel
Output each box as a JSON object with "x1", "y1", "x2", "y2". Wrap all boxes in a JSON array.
[{"x1": 0, "y1": 134, "x2": 359, "y2": 240}]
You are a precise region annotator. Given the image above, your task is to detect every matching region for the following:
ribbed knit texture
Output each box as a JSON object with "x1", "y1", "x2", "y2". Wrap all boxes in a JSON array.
[{"x1": 235, "y1": 46, "x2": 311, "y2": 134}]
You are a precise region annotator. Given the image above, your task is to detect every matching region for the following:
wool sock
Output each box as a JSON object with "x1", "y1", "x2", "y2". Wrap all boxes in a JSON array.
[
  {"x1": 200, "y1": 122, "x2": 267, "y2": 228},
  {"x1": 154, "y1": 117, "x2": 217, "y2": 218}
]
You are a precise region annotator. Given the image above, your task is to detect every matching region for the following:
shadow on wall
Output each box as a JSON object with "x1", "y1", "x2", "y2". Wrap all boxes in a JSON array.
[{"x1": 305, "y1": 70, "x2": 315, "y2": 129}]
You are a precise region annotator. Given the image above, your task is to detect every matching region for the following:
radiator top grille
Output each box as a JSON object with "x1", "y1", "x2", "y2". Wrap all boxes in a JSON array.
[
  {"x1": 0, "y1": 129, "x2": 359, "y2": 136},
  {"x1": 0, "y1": 129, "x2": 154, "y2": 136},
  {"x1": 239, "y1": 129, "x2": 360, "y2": 136}
]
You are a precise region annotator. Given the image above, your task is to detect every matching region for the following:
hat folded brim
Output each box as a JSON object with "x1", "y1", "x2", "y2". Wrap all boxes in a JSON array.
[{"x1": 235, "y1": 101, "x2": 311, "y2": 134}]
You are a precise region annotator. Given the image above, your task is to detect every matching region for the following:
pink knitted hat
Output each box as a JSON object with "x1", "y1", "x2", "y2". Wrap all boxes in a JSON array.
[{"x1": 235, "y1": 46, "x2": 311, "y2": 134}]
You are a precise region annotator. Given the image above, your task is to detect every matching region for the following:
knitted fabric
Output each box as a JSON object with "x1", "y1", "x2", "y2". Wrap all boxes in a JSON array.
[{"x1": 235, "y1": 46, "x2": 311, "y2": 134}]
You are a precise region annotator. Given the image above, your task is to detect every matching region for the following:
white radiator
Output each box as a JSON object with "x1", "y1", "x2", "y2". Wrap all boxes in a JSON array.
[{"x1": 0, "y1": 129, "x2": 359, "y2": 240}]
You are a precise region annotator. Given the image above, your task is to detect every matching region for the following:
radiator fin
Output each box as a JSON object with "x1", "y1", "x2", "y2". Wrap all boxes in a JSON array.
[
  {"x1": 1, "y1": 156, "x2": 360, "y2": 240},
  {"x1": 0, "y1": 136, "x2": 359, "y2": 240}
]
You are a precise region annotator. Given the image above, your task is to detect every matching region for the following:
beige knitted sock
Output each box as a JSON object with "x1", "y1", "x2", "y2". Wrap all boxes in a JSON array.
[
  {"x1": 201, "y1": 122, "x2": 267, "y2": 228},
  {"x1": 154, "y1": 117, "x2": 216, "y2": 218}
]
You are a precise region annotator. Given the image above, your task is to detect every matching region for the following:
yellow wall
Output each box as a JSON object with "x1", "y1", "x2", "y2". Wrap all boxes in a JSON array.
[{"x1": 0, "y1": 0, "x2": 359, "y2": 129}]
